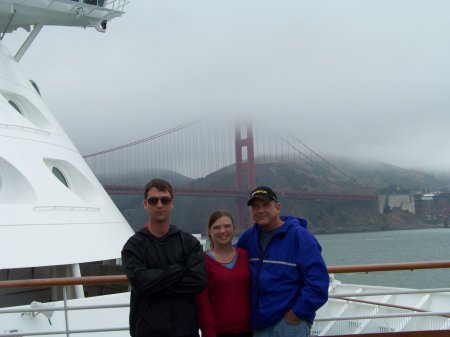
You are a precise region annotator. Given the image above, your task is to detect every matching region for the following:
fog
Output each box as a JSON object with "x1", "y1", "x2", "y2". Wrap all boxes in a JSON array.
[{"x1": 4, "y1": 0, "x2": 450, "y2": 173}]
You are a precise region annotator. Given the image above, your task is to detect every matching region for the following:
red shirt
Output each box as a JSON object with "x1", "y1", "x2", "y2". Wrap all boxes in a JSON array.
[{"x1": 196, "y1": 248, "x2": 251, "y2": 337}]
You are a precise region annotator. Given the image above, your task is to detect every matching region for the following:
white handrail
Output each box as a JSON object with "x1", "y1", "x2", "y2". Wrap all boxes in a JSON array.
[
  {"x1": 315, "y1": 311, "x2": 450, "y2": 321},
  {"x1": 330, "y1": 287, "x2": 450, "y2": 298},
  {"x1": 2, "y1": 262, "x2": 450, "y2": 336}
]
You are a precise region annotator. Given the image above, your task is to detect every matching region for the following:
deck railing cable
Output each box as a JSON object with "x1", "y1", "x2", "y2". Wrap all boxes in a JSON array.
[{"x1": 1, "y1": 260, "x2": 450, "y2": 337}]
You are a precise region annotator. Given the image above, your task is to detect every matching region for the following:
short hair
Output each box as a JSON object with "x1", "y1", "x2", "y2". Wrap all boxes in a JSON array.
[
  {"x1": 144, "y1": 179, "x2": 174, "y2": 199},
  {"x1": 207, "y1": 210, "x2": 234, "y2": 249}
]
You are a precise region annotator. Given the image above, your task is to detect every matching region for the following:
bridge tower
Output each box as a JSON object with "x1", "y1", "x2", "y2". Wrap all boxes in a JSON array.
[{"x1": 235, "y1": 123, "x2": 256, "y2": 231}]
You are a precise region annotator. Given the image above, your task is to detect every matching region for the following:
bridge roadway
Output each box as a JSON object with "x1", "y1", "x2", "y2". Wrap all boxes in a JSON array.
[{"x1": 104, "y1": 185, "x2": 377, "y2": 201}]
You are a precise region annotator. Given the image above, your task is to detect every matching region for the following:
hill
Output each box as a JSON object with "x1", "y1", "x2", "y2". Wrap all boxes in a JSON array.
[{"x1": 107, "y1": 158, "x2": 449, "y2": 234}]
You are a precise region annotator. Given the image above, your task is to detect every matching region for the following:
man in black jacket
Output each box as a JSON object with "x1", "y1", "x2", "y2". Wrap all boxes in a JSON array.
[{"x1": 121, "y1": 178, "x2": 206, "y2": 337}]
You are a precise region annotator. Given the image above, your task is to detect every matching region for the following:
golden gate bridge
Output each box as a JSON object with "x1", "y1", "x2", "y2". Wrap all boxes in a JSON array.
[{"x1": 83, "y1": 119, "x2": 377, "y2": 227}]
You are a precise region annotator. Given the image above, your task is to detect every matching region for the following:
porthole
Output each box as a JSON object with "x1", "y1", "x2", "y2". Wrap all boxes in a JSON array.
[
  {"x1": 8, "y1": 100, "x2": 23, "y2": 115},
  {"x1": 52, "y1": 167, "x2": 69, "y2": 188},
  {"x1": 29, "y1": 80, "x2": 41, "y2": 96}
]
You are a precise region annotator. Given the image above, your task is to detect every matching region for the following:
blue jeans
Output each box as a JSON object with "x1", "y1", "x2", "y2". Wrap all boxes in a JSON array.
[{"x1": 253, "y1": 319, "x2": 311, "y2": 337}]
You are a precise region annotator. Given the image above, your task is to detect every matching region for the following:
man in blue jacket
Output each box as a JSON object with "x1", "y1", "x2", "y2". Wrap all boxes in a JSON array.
[{"x1": 237, "y1": 186, "x2": 329, "y2": 337}]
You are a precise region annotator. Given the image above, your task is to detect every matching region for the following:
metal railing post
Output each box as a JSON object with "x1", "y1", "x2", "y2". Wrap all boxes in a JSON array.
[{"x1": 63, "y1": 286, "x2": 69, "y2": 337}]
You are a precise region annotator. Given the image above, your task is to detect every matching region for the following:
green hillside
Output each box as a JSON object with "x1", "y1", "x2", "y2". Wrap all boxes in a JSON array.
[{"x1": 109, "y1": 158, "x2": 449, "y2": 234}]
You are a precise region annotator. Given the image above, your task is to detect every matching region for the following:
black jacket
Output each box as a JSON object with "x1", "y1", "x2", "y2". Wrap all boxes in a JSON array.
[{"x1": 121, "y1": 225, "x2": 206, "y2": 337}]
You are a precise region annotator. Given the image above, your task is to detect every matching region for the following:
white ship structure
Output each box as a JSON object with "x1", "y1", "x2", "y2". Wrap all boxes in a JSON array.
[
  {"x1": 0, "y1": 1, "x2": 449, "y2": 336},
  {"x1": 0, "y1": 1, "x2": 134, "y2": 335}
]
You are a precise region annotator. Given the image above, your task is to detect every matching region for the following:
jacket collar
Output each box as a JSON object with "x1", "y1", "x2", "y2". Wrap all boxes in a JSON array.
[
  {"x1": 253, "y1": 215, "x2": 308, "y2": 235},
  {"x1": 138, "y1": 224, "x2": 180, "y2": 240}
]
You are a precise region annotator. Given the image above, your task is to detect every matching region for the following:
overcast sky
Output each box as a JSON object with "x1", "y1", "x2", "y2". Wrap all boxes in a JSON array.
[{"x1": 4, "y1": 0, "x2": 450, "y2": 173}]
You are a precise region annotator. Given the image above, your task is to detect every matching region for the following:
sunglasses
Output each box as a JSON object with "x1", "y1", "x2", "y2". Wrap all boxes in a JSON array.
[{"x1": 146, "y1": 196, "x2": 172, "y2": 206}]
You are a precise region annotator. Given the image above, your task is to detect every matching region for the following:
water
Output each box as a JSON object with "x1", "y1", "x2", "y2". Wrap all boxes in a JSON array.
[{"x1": 316, "y1": 228, "x2": 450, "y2": 289}]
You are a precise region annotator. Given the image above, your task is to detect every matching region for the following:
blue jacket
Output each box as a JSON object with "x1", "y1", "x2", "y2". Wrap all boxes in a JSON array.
[{"x1": 237, "y1": 215, "x2": 329, "y2": 329}]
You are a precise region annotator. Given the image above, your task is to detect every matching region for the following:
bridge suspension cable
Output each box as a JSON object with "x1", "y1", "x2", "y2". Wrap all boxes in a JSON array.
[
  {"x1": 83, "y1": 118, "x2": 356, "y2": 188},
  {"x1": 286, "y1": 133, "x2": 358, "y2": 184},
  {"x1": 83, "y1": 120, "x2": 202, "y2": 158}
]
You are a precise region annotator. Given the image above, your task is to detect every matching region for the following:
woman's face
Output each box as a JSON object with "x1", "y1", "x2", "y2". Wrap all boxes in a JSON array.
[{"x1": 208, "y1": 216, "x2": 234, "y2": 247}]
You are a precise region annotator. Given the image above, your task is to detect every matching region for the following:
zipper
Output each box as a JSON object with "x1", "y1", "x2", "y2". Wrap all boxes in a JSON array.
[
  {"x1": 255, "y1": 230, "x2": 276, "y2": 326},
  {"x1": 255, "y1": 240, "x2": 264, "y2": 326}
]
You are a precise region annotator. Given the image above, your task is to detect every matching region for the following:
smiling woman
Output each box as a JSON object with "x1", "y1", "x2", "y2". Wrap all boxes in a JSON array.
[
  {"x1": 207, "y1": 210, "x2": 235, "y2": 252},
  {"x1": 196, "y1": 210, "x2": 252, "y2": 337}
]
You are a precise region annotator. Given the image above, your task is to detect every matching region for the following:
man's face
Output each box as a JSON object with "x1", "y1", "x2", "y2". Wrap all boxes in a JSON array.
[
  {"x1": 250, "y1": 198, "x2": 280, "y2": 230},
  {"x1": 144, "y1": 187, "x2": 174, "y2": 224}
]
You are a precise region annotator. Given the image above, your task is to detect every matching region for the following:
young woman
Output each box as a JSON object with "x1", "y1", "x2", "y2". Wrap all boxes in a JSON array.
[{"x1": 196, "y1": 210, "x2": 251, "y2": 337}]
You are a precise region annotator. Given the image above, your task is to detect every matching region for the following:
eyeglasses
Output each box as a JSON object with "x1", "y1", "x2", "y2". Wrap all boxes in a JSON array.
[{"x1": 146, "y1": 196, "x2": 172, "y2": 206}]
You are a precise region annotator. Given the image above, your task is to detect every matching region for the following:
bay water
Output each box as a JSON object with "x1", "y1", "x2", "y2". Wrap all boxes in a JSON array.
[{"x1": 316, "y1": 228, "x2": 450, "y2": 289}]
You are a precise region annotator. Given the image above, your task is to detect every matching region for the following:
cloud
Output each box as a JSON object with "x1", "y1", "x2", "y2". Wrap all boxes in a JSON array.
[{"x1": 5, "y1": 0, "x2": 450, "y2": 172}]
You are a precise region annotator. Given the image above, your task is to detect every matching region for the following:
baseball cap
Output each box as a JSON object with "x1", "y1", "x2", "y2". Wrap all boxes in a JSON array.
[{"x1": 247, "y1": 186, "x2": 278, "y2": 206}]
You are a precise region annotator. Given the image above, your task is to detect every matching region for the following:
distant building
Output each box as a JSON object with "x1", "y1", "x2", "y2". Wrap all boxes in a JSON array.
[
  {"x1": 378, "y1": 193, "x2": 415, "y2": 214},
  {"x1": 414, "y1": 192, "x2": 450, "y2": 222}
]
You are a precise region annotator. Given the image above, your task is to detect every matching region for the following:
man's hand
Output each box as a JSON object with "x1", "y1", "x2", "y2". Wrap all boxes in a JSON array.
[{"x1": 284, "y1": 309, "x2": 301, "y2": 324}]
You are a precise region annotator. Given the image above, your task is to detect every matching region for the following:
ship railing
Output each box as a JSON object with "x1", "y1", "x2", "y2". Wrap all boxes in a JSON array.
[
  {"x1": 0, "y1": 275, "x2": 129, "y2": 337},
  {"x1": 315, "y1": 260, "x2": 450, "y2": 336},
  {"x1": 73, "y1": 0, "x2": 130, "y2": 12},
  {"x1": 104, "y1": 0, "x2": 130, "y2": 12},
  {"x1": 315, "y1": 290, "x2": 450, "y2": 336},
  {"x1": 1, "y1": 261, "x2": 450, "y2": 337}
]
